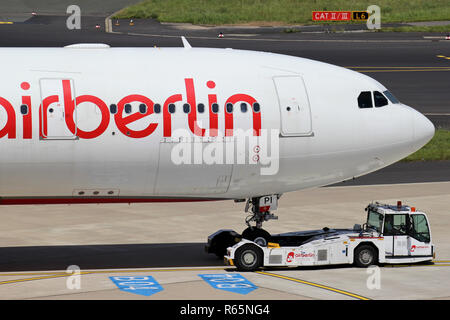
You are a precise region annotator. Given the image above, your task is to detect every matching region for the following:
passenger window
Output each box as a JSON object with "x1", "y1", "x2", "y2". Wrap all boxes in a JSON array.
[
  {"x1": 110, "y1": 104, "x2": 117, "y2": 114},
  {"x1": 168, "y1": 103, "x2": 176, "y2": 114},
  {"x1": 358, "y1": 91, "x2": 373, "y2": 108},
  {"x1": 253, "y1": 102, "x2": 261, "y2": 113},
  {"x1": 211, "y1": 103, "x2": 219, "y2": 114},
  {"x1": 226, "y1": 103, "x2": 233, "y2": 113},
  {"x1": 139, "y1": 103, "x2": 147, "y2": 114},
  {"x1": 154, "y1": 103, "x2": 161, "y2": 114},
  {"x1": 241, "y1": 103, "x2": 247, "y2": 113},
  {"x1": 20, "y1": 104, "x2": 29, "y2": 115},
  {"x1": 383, "y1": 90, "x2": 400, "y2": 104},
  {"x1": 373, "y1": 91, "x2": 388, "y2": 107},
  {"x1": 183, "y1": 103, "x2": 191, "y2": 113},
  {"x1": 197, "y1": 103, "x2": 205, "y2": 113},
  {"x1": 124, "y1": 104, "x2": 132, "y2": 114}
]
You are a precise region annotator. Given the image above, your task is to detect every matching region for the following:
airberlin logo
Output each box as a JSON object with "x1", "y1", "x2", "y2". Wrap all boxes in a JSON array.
[
  {"x1": 0, "y1": 78, "x2": 262, "y2": 140},
  {"x1": 0, "y1": 78, "x2": 279, "y2": 175},
  {"x1": 286, "y1": 251, "x2": 315, "y2": 263},
  {"x1": 286, "y1": 252, "x2": 295, "y2": 263},
  {"x1": 410, "y1": 245, "x2": 429, "y2": 252}
]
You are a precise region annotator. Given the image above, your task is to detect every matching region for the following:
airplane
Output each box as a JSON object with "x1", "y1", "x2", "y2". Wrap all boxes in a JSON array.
[{"x1": 0, "y1": 41, "x2": 434, "y2": 243}]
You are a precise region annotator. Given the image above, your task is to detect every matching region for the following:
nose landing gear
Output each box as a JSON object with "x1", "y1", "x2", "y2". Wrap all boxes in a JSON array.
[
  {"x1": 205, "y1": 195, "x2": 280, "y2": 257},
  {"x1": 241, "y1": 197, "x2": 279, "y2": 247}
]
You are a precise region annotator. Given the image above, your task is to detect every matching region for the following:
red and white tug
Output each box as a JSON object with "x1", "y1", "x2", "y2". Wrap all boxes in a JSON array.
[{"x1": 223, "y1": 202, "x2": 435, "y2": 271}]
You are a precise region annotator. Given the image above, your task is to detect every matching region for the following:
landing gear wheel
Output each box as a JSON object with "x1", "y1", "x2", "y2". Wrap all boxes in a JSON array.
[
  {"x1": 242, "y1": 227, "x2": 271, "y2": 247},
  {"x1": 354, "y1": 245, "x2": 378, "y2": 267},
  {"x1": 234, "y1": 244, "x2": 263, "y2": 271}
]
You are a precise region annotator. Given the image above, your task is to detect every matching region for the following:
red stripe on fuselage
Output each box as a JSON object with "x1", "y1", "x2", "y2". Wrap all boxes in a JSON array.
[{"x1": 0, "y1": 197, "x2": 222, "y2": 205}]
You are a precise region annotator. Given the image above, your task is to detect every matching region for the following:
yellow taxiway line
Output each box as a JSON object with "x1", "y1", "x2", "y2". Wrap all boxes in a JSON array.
[
  {"x1": 256, "y1": 271, "x2": 370, "y2": 300},
  {"x1": 0, "y1": 273, "x2": 74, "y2": 285},
  {"x1": 356, "y1": 69, "x2": 450, "y2": 72},
  {"x1": 1, "y1": 260, "x2": 449, "y2": 278},
  {"x1": 347, "y1": 66, "x2": 450, "y2": 68},
  {"x1": 0, "y1": 267, "x2": 228, "y2": 285},
  {"x1": 346, "y1": 66, "x2": 450, "y2": 73}
]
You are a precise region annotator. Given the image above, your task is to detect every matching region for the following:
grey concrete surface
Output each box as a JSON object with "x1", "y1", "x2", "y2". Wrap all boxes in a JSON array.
[{"x1": 0, "y1": 182, "x2": 449, "y2": 300}]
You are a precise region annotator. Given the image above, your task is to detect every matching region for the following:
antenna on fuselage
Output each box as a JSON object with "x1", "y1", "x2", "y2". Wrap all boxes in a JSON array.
[{"x1": 181, "y1": 36, "x2": 192, "y2": 49}]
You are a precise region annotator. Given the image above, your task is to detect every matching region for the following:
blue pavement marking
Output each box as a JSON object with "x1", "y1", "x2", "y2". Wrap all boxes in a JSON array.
[
  {"x1": 198, "y1": 273, "x2": 258, "y2": 295},
  {"x1": 109, "y1": 276, "x2": 163, "y2": 296}
]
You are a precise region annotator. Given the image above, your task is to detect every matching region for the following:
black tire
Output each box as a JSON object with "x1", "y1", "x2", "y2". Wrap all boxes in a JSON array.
[
  {"x1": 241, "y1": 227, "x2": 271, "y2": 247},
  {"x1": 354, "y1": 245, "x2": 378, "y2": 267},
  {"x1": 234, "y1": 244, "x2": 263, "y2": 271}
]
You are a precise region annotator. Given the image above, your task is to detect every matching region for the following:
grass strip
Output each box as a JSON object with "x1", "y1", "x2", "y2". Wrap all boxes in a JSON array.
[
  {"x1": 114, "y1": 0, "x2": 450, "y2": 26},
  {"x1": 403, "y1": 129, "x2": 450, "y2": 161}
]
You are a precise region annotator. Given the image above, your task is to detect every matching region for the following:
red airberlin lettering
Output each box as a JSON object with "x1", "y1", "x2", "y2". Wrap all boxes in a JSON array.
[
  {"x1": 0, "y1": 78, "x2": 262, "y2": 140},
  {"x1": 115, "y1": 94, "x2": 156, "y2": 138},
  {"x1": 0, "y1": 97, "x2": 16, "y2": 139},
  {"x1": 163, "y1": 93, "x2": 182, "y2": 137},
  {"x1": 207, "y1": 80, "x2": 218, "y2": 137},
  {"x1": 21, "y1": 82, "x2": 32, "y2": 139},
  {"x1": 185, "y1": 78, "x2": 206, "y2": 137},
  {"x1": 225, "y1": 93, "x2": 261, "y2": 136},
  {"x1": 62, "y1": 79, "x2": 110, "y2": 139}
]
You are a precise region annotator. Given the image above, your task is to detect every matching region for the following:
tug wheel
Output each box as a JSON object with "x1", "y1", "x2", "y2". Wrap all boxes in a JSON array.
[
  {"x1": 354, "y1": 245, "x2": 378, "y2": 267},
  {"x1": 234, "y1": 244, "x2": 263, "y2": 271}
]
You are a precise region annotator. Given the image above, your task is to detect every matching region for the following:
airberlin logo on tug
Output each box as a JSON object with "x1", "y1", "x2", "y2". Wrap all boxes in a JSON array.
[
  {"x1": 286, "y1": 251, "x2": 315, "y2": 262},
  {"x1": 0, "y1": 78, "x2": 262, "y2": 140}
]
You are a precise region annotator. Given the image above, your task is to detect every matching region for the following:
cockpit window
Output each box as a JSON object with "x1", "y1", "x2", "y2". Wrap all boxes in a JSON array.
[
  {"x1": 358, "y1": 91, "x2": 373, "y2": 108},
  {"x1": 383, "y1": 90, "x2": 400, "y2": 104},
  {"x1": 373, "y1": 91, "x2": 388, "y2": 107}
]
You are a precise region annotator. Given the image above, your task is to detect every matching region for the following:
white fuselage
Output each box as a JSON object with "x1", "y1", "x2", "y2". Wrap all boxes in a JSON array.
[{"x1": 0, "y1": 46, "x2": 434, "y2": 204}]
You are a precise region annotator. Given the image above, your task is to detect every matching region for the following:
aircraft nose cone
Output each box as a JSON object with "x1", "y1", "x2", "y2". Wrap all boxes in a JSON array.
[{"x1": 412, "y1": 111, "x2": 435, "y2": 151}]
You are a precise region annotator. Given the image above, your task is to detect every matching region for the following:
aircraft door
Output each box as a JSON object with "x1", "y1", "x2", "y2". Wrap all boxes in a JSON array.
[
  {"x1": 273, "y1": 75, "x2": 312, "y2": 136},
  {"x1": 40, "y1": 78, "x2": 77, "y2": 139}
]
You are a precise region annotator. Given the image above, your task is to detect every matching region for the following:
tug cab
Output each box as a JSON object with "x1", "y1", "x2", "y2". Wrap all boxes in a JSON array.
[{"x1": 366, "y1": 201, "x2": 434, "y2": 261}]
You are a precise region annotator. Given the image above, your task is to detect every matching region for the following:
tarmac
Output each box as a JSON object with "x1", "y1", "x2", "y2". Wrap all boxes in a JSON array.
[{"x1": 0, "y1": 182, "x2": 449, "y2": 300}]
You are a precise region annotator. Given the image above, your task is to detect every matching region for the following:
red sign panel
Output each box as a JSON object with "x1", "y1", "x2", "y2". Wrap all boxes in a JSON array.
[{"x1": 312, "y1": 11, "x2": 352, "y2": 21}]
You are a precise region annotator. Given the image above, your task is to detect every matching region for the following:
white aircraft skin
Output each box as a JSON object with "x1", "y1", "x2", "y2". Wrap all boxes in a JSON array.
[{"x1": 0, "y1": 45, "x2": 434, "y2": 205}]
